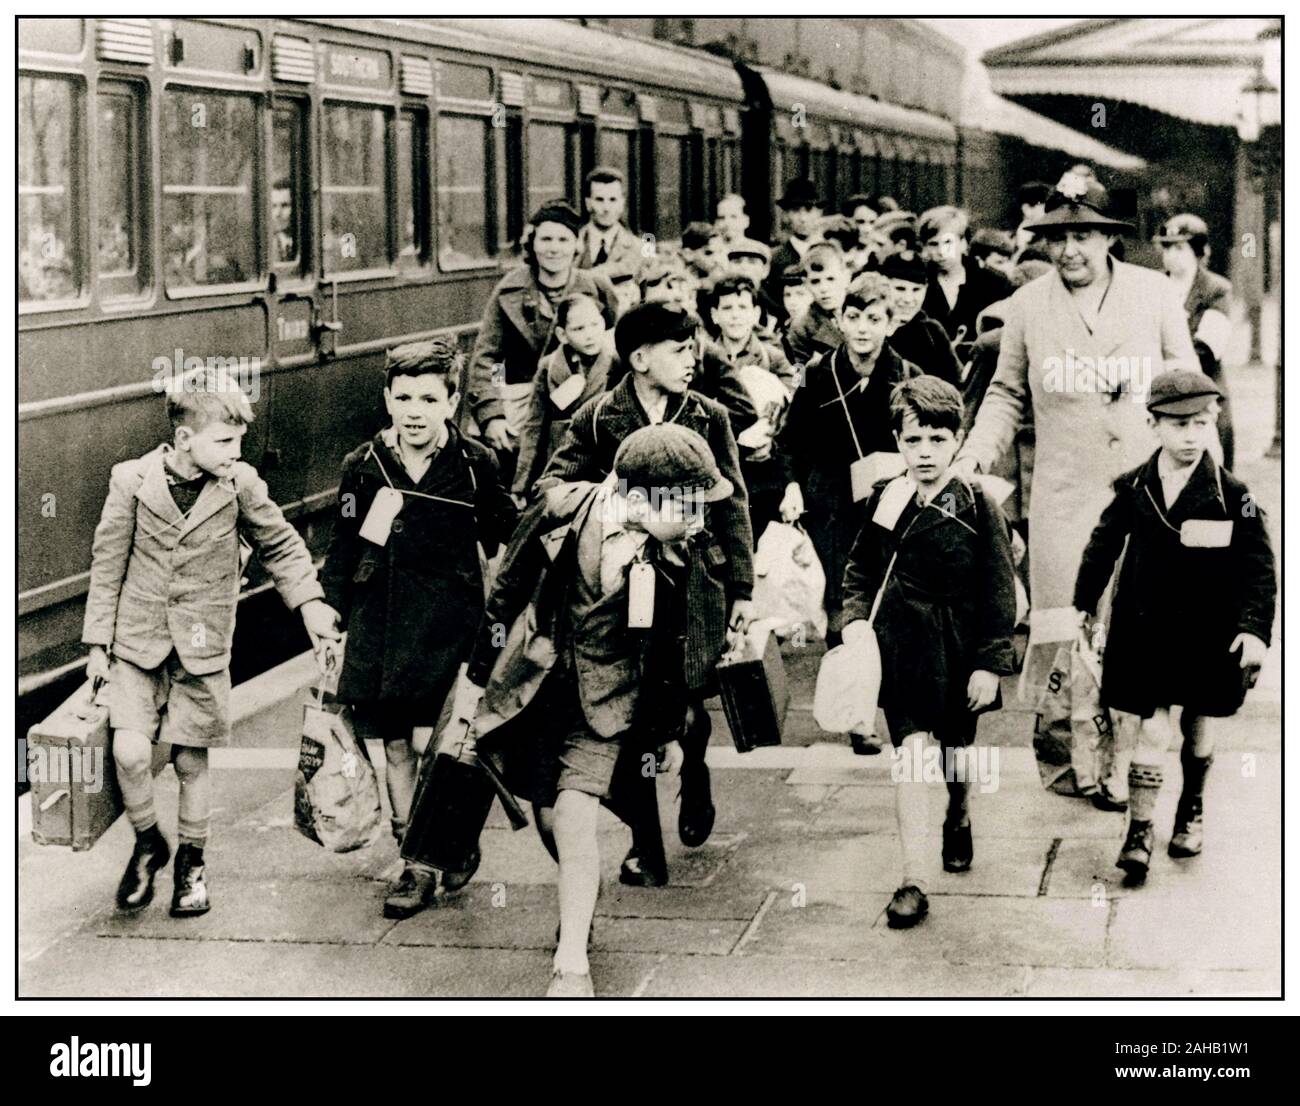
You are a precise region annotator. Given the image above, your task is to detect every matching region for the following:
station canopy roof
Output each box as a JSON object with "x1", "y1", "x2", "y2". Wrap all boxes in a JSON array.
[
  {"x1": 983, "y1": 17, "x2": 1281, "y2": 129},
  {"x1": 759, "y1": 67, "x2": 958, "y2": 144}
]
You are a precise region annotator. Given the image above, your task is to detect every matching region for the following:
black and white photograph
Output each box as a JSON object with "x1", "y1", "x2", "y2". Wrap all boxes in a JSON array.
[{"x1": 11, "y1": 8, "x2": 1287, "y2": 1036}]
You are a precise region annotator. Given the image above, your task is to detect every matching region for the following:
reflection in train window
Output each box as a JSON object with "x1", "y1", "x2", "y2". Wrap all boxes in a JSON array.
[
  {"x1": 271, "y1": 102, "x2": 304, "y2": 270},
  {"x1": 397, "y1": 110, "x2": 428, "y2": 266},
  {"x1": 720, "y1": 139, "x2": 738, "y2": 196},
  {"x1": 322, "y1": 103, "x2": 390, "y2": 274},
  {"x1": 162, "y1": 88, "x2": 256, "y2": 289},
  {"x1": 528, "y1": 121, "x2": 569, "y2": 213},
  {"x1": 655, "y1": 134, "x2": 684, "y2": 240},
  {"x1": 97, "y1": 85, "x2": 142, "y2": 289},
  {"x1": 436, "y1": 113, "x2": 492, "y2": 268},
  {"x1": 19, "y1": 75, "x2": 80, "y2": 304}
]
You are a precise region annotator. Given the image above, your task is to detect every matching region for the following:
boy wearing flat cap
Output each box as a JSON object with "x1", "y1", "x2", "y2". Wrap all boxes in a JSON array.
[
  {"x1": 536, "y1": 302, "x2": 754, "y2": 885},
  {"x1": 463, "y1": 423, "x2": 733, "y2": 996},
  {"x1": 1073, "y1": 369, "x2": 1275, "y2": 886}
]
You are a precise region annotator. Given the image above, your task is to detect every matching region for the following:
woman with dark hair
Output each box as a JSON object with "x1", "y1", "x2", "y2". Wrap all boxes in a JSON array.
[
  {"x1": 464, "y1": 200, "x2": 618, "y2": 477},
  {"x1": 1155, "y1": 213, "x2": 1236, "y2": 469}
]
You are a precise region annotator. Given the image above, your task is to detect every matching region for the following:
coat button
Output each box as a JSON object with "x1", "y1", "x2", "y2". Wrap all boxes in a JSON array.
[{"x1": 391, "y1": 519, "x2": 404, "y2": 533}]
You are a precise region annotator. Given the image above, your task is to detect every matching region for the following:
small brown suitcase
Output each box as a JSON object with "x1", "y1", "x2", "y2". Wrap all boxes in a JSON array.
[
  {"x1": 27, "y1": 680, "x2": 170, "y2": 851},
  {"x1": 717, "y1": 627, "x2": 789, "y2": 752}
]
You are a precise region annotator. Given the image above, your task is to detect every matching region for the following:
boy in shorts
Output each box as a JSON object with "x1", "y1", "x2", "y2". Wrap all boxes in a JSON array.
[
  {"x1": 84, "y1": 368, "x2": 339, "y2": 916},
  {"x1": 464, "y1": 423, "x2": 733, "y2": 996},
  {"x1": 840, "y1": 376, "x2": 1018, "y2": 927}
]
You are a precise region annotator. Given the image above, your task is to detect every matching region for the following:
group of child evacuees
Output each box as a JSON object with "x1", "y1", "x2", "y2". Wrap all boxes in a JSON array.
[{"x1": 82, "y1": 167, "x2": 1274, "y2": 997}]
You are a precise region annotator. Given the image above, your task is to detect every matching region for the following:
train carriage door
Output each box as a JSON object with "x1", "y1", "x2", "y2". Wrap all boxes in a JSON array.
[{"x1": 598, "y1": 89, "x2": 638, "y2": 233}]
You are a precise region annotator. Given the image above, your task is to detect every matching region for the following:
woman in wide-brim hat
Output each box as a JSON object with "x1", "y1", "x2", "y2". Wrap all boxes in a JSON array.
[{"x1": 955, "y1": 176, "x2": 1197, "y2": 799}]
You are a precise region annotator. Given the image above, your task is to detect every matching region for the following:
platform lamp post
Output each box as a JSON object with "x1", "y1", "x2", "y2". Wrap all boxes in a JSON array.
[{"x1": 1236, "y1": 68, "x2": 1282, "y2": 458}]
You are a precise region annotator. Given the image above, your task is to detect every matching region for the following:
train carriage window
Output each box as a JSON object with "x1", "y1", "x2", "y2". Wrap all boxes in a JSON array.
[
  {"x1": 397, "y1": 109, "x2": 429, "y2": 266},
  {"x1": 655, "y1": 133, "x2": 685, "y2": 240},
  {"x1": 436, "y1": 113, "x2": 493, "y2": 269},
  {"x1": 96, "y1": 83, "x2": 144, "y2": 294},
  {"x1": 270, "y1": 101, "x2": 305, "y2": 272},
  {"x1": 322, "y1": 102, "x2": 390, "y2": 275},
  {"x1": 161, "y1": 88, "x2": 257, "y2": 289},
  {"x1": 528, "y1": 121, "x2": 570, "y2": 212},
  {"x1": 19, "y1": 74, "x2": 81, "y2": 304}
]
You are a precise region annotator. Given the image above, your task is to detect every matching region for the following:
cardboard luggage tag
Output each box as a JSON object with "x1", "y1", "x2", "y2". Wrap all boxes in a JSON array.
[
  {"x1": 851, "y1": 452, "x2": 906, "y2": 502},
  {"x1": 358, "y1": 487, "x2": 404, "y2": 546},
  {"x1": 550, "y1": 372, "x2": 586, "y2": 412},
  {"x1": 871, "y1": 476, "x2": 915, "y2": 532},
  {"x1": 627, "y1": 562, "x2": 656, "y2": 628},
  {"x1": 1180, "y1": 519, "x2": 1233, "y2": 548}
]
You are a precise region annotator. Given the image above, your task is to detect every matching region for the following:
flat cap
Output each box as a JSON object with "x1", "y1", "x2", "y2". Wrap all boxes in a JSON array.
[
  {"x1": 726, "y1": 237, "x2": 771, "y2": 263},
  {"x1": 613, "y1": 423, "x2": 733, "y2": 503},
  {"x1": 1146, "y1": 369, "x2": 1222, "y2": 416}
]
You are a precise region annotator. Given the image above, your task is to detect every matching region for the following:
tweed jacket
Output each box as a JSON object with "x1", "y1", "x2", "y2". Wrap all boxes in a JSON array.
[
  {"x1": 82, "y1": 444, "x2": 322, "y2": 675},
  {"x1": 536, "y1": 374, "x2": 754, "y2": 690}
]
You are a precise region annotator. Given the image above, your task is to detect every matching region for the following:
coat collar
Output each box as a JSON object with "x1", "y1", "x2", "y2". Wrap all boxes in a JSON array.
[
  {"x1": 545, "y1": 343, "x2": 613, "y2": 391},
  {"x1": 599, "y1": 373, "x2": 704, "y2": 440},
  {"x1": 1137, "y1": 449, "x2": 1225, "y2": 521},
  {"x1": 138, "y1": 444, "x2": 238, "y2": 536},
  {"x1": 1047, "y1": 258, "x2": 1144, "y2": 357},
  {"x1": 898, "y1": 472, "x2": 979, "y2": 543}
]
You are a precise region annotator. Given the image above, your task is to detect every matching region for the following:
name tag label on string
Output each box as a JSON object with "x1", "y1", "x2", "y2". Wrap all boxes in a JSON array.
[
  {"x1": 1180, "y1": 519, "x2": 1232, "y2": 548},
  {"x1": 550, "y1": 372, "x2": 587, "y2": 411},
  {"x1": 358, "y1": 487, "x2": 404, "y2": 546},
  {"x1": 627, "y1": 562, "x2": 656, "y2": 628},
  {"x1": 871, "y1": 476, "x2": 915, "y2": 531},
  {"x1": 851, "y1": 452, "x2": 907, "y2": 501}
]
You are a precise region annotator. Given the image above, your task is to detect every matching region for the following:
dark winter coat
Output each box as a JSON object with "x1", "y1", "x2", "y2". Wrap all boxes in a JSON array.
[
  {"x1": 886, "y1": 310, "x2": 962, "y2": 387},
  {"x1": 1073, "y1": 451, "x2": 1275, "y2": 717},
  {"x1": 778, "y1": 343, "x2": 919, "y2": 624},
  {"x1": 922, "y1": 257, "x2": 1014, "y2": 345},
  {"x1": 842, "y1": 474, "x2": 1018, "y2": 739},
  {"x1": 321, "y1": 427, "x2": 518, "y2": 713}
]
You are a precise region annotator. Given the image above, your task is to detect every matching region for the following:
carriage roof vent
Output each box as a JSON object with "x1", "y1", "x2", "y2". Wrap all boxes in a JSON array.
[
  {"x1": 272, "y1": 35, "x2": 314, "y2": 83},
  {"x1": 400, "y1": 55, "x2": 433, "y2": 97},
  {"x1": 96, "y1": 18, "x2": 153, "y2": 65}
]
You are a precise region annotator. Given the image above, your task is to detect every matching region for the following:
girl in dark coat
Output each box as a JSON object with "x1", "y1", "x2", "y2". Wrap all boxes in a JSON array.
[
  {"x1": 841, "y1": 375, "x2": 1017, "y2": 929},
  {"x1": 1073, "y1": 370, "x2": 1274, "y2": 886},
  {"x1": 321, "y1": 340, "x2": 517, "y2": 917}
]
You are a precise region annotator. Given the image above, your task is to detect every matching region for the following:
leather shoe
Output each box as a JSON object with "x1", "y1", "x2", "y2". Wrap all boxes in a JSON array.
[
  {"x1": 383, "y1": 863, "x2": 438, "y2": 918},
  {"x1": 1168, "y1": 798, "x2": 1204, "y2": 858},
  {"x1": 850, "y1": 731, "x2": 883, "y2": 756},
  {"x1": 439, "y1": 848, "x2": 481, "y2": 894},
  {"x1": 678, "y1": 763, "x2": 716, "y2": 848},
  {"x1": 169, "y1": 843, "x2": 211, "y2": 918},
  {"x1": 1091, "y1": 781, "x2": 1129, "y2": 812},
  {"x1": 942, "y1": 820, "x2": 973, "y2": 873},
  {"x1": 116, "y1": 827, "x2": 171, "y2": 912},
  {"x1": 886, "y1": 884, "x2": 929, "y2": 928},
  {"x1": 619, "y1": 848, "x2": 668, "y2": 887},
  {"x1": 1116, "y1": 819, "x2": 1154, "y2": 885}
]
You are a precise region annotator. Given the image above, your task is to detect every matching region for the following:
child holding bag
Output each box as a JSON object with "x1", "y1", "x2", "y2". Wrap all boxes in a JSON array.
[
  {"x1": 840, "y1": 375, "x2": 1018, "y2": 928},
  {"x1": 321, "y1": 339, "x2": 517, "y2": 919}
]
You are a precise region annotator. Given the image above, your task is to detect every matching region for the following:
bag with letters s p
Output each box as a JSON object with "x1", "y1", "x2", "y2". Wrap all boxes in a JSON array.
[{"x1": 293, "y1": 649, "x2": 382, "y2": 853}]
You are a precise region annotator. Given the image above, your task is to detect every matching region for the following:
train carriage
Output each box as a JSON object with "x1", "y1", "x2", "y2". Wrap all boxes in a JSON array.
[
  {"x1": 20, "y1": 14, "x2": 1139, "y2": 727},
  {"x1": 17, "y1": 16, "x2": 749, "y2": 711}
]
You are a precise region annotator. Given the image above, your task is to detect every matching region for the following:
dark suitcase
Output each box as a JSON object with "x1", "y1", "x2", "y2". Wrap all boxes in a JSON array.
[
  {"x1": 27, "y1": 680, "x2": 169, "y2": 851},
  {"x1": 401, "y1": 744, "x2": 496, "y2": 874},
  {"x1": 716, "y1": 627, "x2": 789, "y2": 752}
]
